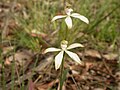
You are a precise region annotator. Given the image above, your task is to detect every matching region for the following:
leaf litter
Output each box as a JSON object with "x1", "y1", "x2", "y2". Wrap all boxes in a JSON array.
[{"x1": 0, "y1": 1, "x2": 120, "y2": 90}]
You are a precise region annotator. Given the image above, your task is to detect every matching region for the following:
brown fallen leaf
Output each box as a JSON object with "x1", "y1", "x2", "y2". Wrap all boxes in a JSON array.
[
  {"x1": 31, "y1": 29, "x2": 47, "y2": 38},
  {"x1": 35, "y1": 79, "x2": 59, "y2": 90},
  {"x1": 84, "y1": 49, "x2": 101, "y2": 59},
  {"x1": 2, "y1": 46, "x2": 15, "y2": 55},
  {"x1": 93, "y1": 88, "x2": 104, "y2": 90},
  {"x1": 5, "y1": 49, "x2": 34, "y2": 66},
  {"x1": 25, "y1": 29, "x2": 47, "y2": 38},
  {"x1": 6, "y1": 55, "x2": 53, "y2": 89},
  {"x1": 103, "y1": 53, "x2": 118, "y2": 60},
  {"x1": 4, "y1": 58, "x2": 11, "y2": 65},
  {"x1": 117, "y1": 82, "x2": 120, "y2": 90},
  {"x1": 70, "y1": 84, "x2": 78, "y2": 90}
]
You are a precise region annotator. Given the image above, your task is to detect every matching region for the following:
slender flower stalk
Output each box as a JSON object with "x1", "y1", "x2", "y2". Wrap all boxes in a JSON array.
[
  {"x1": 44, "y1": 40, "x2": 84, "y2": 70},
  {"x1": 52, "y1": 8, "x2": 89, "y2": 29}
]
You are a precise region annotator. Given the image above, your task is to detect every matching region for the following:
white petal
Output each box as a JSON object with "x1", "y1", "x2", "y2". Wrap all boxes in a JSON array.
[
  {"x1": 55, "y1": 51, "x2": 64, "y2": 70},
  {"x1": 67, "y1": 43, "x2": 84, "y2": 50},
  {"x1": 51, "y1": 15, "x2": 66, "y2": 22},
  {"x1": 65, "y1": 50, "x2": 82, "y2": 64},
  {"x1": 71, "y1": 13, "x2": 89, "y2": 24},
  {"x1": 44, "y1": 48, "x2": 61, "y2": 53},
  {"x1": 65, "y1": 16, "x2": 72, "y2": 29}
]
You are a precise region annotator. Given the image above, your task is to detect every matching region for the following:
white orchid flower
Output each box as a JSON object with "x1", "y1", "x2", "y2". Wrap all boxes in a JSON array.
[
  {"x1": 52, "y1": 8, "x2": 89, "y2": 29},
  {"x1": 44, "y1": 40, "x2": 84, "y2": 70}
]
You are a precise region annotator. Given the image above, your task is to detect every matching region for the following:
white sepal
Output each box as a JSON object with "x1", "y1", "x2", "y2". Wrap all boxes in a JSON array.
[
  {"x1": 65, "y1": 16, "x2": 72, "y2": 29},
  {"x1": 67, "y1": 43, "x2": 84, "y2": 50},
  {"x1": 65, "y1": 50, "x2": 81, "y2": 64},
  {"x1": 55, "y1": 51, "x2": 64, "y2": 70},
  {"x1": 71, "y1": 13, "x2": 89, "y2": 24},
  {"x1": 51, "y1": 15, "x2": 66, "y2": 22},
  {"x1": 44, "y1": 48, "x2": 61, "y2": 53}
]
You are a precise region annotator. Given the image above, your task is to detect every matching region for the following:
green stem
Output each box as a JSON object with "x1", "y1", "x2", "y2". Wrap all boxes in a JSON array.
[
  {"x1": 59, "y1": 56, "x2": 64, "y2": 90},
  {"x1": 65, "y1": 28, "x2": 68, "y2": 40}
]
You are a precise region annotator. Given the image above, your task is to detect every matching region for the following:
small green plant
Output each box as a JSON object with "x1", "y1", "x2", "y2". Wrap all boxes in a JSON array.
[
  {"x1": 44, "y1": 7, "x2": 89, "y2": 90},
  {"x1": 1, "y1": 0, "x2": 120, "y2": 90}
]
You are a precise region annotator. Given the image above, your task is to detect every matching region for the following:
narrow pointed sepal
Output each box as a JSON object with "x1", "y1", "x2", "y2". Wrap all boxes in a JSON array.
[
  {"x1": 65, "y1": 50, "x2": 82, "y2": 64},
  {"x1": 44, "y1": 48, "x2": 61, "y2": 54},
  {"x1": 55, "y1": 51, "x2": 64, "y2": 70},
  {"x1": 71, "y1": 13, "x2": 89, "y2": 24},
  {"x1": 67, "y1": 43, "x2": 84, "y2": 50},
  {"x1": 51, "y1": 15, "x2": 66, "y2": 22},
  {"x1": 65, "y1": 16, "x2": 72, "y2": 29}
]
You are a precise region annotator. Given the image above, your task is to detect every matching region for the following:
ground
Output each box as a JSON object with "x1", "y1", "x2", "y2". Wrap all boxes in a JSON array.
[{"x1": 0, "y1": 0, "x2": 120, "y2": 90}]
